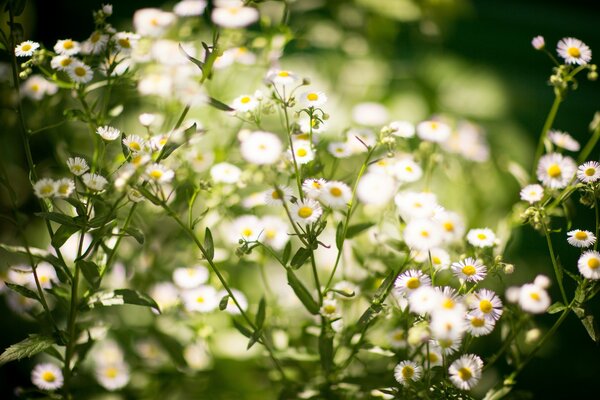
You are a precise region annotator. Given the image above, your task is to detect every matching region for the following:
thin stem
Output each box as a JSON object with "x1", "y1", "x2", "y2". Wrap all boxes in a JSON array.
[
  {"x1": 532, "y1": 95, "x2": 562, "y2": 175},
  {"x1": 540, "y1": 216, "x2": 568, "y2": 304},
  {"x1": 579, "y1": 124, "x2": 600, "y2": 163},
  {"x1": 595, "y1": 196, "x2": 599, "y2": 252}
]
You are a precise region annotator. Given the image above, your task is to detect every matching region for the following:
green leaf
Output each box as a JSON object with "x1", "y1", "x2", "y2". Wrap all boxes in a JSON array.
[
  {"x1": 136, "y1": 186, "x2": 162, "y2": 205},
  {"x1": 5, "y1": 282, "x2": 39, "y2": 301},
  {"x1": 286, "y1": 268, "x2": 319, "y2": 314},
  {"x1": 219, "y1": 294, "x2": 230, "y2": 311},
  {"x1": 160, "y1": 142, "x2": 183, "y2": 161},
  {"x1": 319, "y1": 323, "x2": 334, "y2": 373},
  {"x1": 232, "y1": 319, "x2": 253, "y2": 338},
  {"x1": 547, "y1": 302, "x2": 566, "y2": 314},
  {"x1": 346, "y1": 222, "x2": 374, "y2": 239},
  {"x1": 247, "y1": 330, "x2": 262, "y2": 350},
  {"x1": 35, "y1": 212, "x2": 83, "y2": 228},
  {"x1": 51, "y1": 224, "x2": 80, "y2": 248},
  {"x1": 9, "y1": 0, "x2": 28, "y2": 17},
  {"x1": 87, "y1": 289, "x2": 160, "y2": 313},
  {"x1": 204, "y1": 227, "x2": 214, "y2": 261},
  {"x1": 574, "y1": 306, "x2": 600, "y2": 343},
  {"x1": 281, "y1": 241, "x2": 292, "y2": 266},
  {"x1": 0, "y1": 334, "x2": 55, "y2": 366},
  {"x1": 290, "y1": 247, "x2": 311, "y2": 269},
  {"x1": 63, "y1": 197, "x2": 87, "y2": 217},
  {"x1": 207, "y1": 97, "x2": 234, "y2": 112},
  {"x1": 123, "y1": 227, "x2": 144, "y2": 245},
  {"x1": 255, "y1": 297, "x2": 266, "y2": 330},
  {"x1": 335, "y1": 222, "x2": 344, "y2": 250},
  {"x1": 0, "y1": 243, "x2": 49, "y2": 258},
  {"x1": 78, "y1": 260, "x2": 100, "y2": 290},
  {"x1": 179, "y1": 43, "x2": 204, "y2": 71},
  {"x1": 329, "y1": 288, "x2": 355, "y2": 298}
]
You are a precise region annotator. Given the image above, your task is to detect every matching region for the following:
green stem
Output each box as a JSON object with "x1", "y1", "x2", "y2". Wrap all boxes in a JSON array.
[
  {"x1": 578, "y1": 124, "x2": 600, "y2": 163},
  {"x1": 540, "y1": 216, "x2": 568, "y2": 304},
  {"x1": 532, "y1": 95, "x2": 562, "y2": 175}
]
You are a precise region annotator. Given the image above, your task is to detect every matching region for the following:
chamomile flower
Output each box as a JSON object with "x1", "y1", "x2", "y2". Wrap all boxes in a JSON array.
[
  {"x1": 173, "y1": 265, "x2": 209, "y2": 289},
  {"x1": 557, "y1": 37, "x2": 592, "y2": 65},
  {"x1": 123, "y1": 135, "x2": 146, "y2": 153},
  {"x1": 393, "y1": 158, "x2": 423, "y2": 183},
  {"x1": 260, "y1": 216, "x2": 289, "y2": 250},
  {"x1": 578, "y1": 250, "x2": 600, "y2": 280},
  {"x1": 150, "y1": 282, "x2": 180, "y2": 311},
  {"x1": 531, "y1": 35, "x2": 545, "y2": 50},
  {"x1": 183, "y1": 285, "x2": 219, "y2": 312},
  {"x1": 266, "y1": 69, "x2": 299, "y2": 87},
  {"x1": 300, "y1": 90, "x2": 327, "y2": 108},
  {"x1": 577, "y1": 161, "x2": 600, "y2": 183},
  {"x1": 423, "y1": 343, "x2": 444, "y2": 367},
  {"x1": 416, "y1": 120, "x2": 451, "y2": 143},
  {"x1": 55, "y1": 178, "x2": 75, "y2": 198},
  {"x1": 50, "y1": 55, "x2": 74, "y2": 71},
  {"x1": 232, "y1": 94, "x2": 259, "y2": 112},
  {"x1": 241, "y1": 131, "x2": 283, "y2": 165},
  {"x1": 327, "y1": 142, "x2": 352, "y2": 158},
  {"x1": 54, "y1": 39, "x2": 80, "y2": 55},
  {"x1": 211, "y1": 1, "x2": 259, "y2": 28},
  {"x1": 82, "y1": 31, "x2": 109, "y2": 54},
  {"x1": 291, "y1": 199, "x2": 323, "y2": 225},
  {"x1": 518, "y1": 283, "x2": 550, "y2": 314},
  {"x1": 31, "y1": 363, "x2": 63, "y2": 391},
  {"x1": 265, "y1": 186, "x2": 293, "y2": 206},
  {"x1": 33, "y1": 178, "x2": 57, "y2": 198},
  {"x1": 289, "y1": 141, "x2": 314, "y2": 164},
  {"x1": 466, "y1": 228, "x2": 496, "y2": 248},
  {"x1": 82, "y1": 173, "x2": 108, "y2": 191},
  {"x1": 430, "y1": 308, "x2": 467, "y2": 341},
  {"x1": 319, "y1": 181, "x2": 351, "y2": 209},
  {"x1": 567, "y1": 229, "x2": 596, "y2": 248},
  {"x1": 210, "y1": 162, "x2": 241, "y2": 184},
  {"x1": 395, "y1": 269, "x2": 431, "y2": 297},
  {"x1": 30, "y1": 262, "x2": 58, "y2": 289},
  {"x1": 230, "y1": 215, "x2": 263, "y2": 243},
  {"x1": 113, "y1": 32, "x2": 140, "y2": 53},
  {"x1": 467, "y1": 289, "x2": 503, "y2": 321},
  {"x1": 145, "y1": 163, "x2": 174, "y2": 183},
  {"x1": 67, "y1": 61, "x2": 93, "y2": 84},
  {"x1": 133, "y1": 8, "x2": 176, "y2": 37},
  {"x1": 395, "y1": 191, "x2": 438, "y2": 221},
  {"x1": 408, "y1": 286, "x2": 441, "y2": 315},
  {"x1": 302, "y1": 178, "x2": 327, "y2": 199},
  {"x1": 435, "y1": 210, "x2": 466, "y2": 244},
  {"x1": 352, "y1": 102, "x2": 388, "y2": 126},
  {"x1": 356, "y1": 172, "x2": 396, "y2": 206},
  {"x1": 466, "y1": 313, "x2": 496, "y2": 337},
  {"x1": 388, "y1": 120, "x2": 415, "y2": 138},
  {"x1": 427, "y1": 248, "x2": 451, "y2": 270},
  {"x1": 394, "y1": 360, "x2": 422, "y2": 386},
  {"x1": 537, "y1": 153, "x2": 577, "y2": 189},
  {"x1": 22, "y1": 75, "x2": 58, "y2": 100},
  {"x1": 95, "y1": 362, "x2": 130, "y2": 391},
  {"x1": 15, "y1": 40, "x2": 40, "y2": 57},
  {"x1": 320, "y1": 297, "x2": 341, "y2": 319},
  {"x1": 404, "y1": 218, "x2": 443, "y2": 251},
  {"x1": 174, "y1": 0, "x2": 208, "y2": 16},
  {"x1": 97, "y1": 125, "x2": 120, "y2": 141},
  {"x1": 520, "y1": 184, "x2": 544, "y2": 204},
  {"x1": 388, "y1": 328, "x2": 407, "y2": 349},
  {"x1": 548, "y1": 130, "x2": 580, "y2": 152},
  {"x1": 448, "y1": 354, "x2": 483, "y2": 391},
  {"x1": 451, "y1": 258, "x2": 487, "y2": 283}
]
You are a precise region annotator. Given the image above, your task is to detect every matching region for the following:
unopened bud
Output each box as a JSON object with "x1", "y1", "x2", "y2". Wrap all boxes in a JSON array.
[
  {"x1": 588, "y1": 71, "x2": 598, "y2": 81},
  {"x1": 504, "y1": 264, "x2": 515, "y2": 274}
]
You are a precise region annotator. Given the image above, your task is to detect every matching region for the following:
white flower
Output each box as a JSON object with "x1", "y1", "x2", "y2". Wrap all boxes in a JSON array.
[
  {"x1": 55, "y1": 178, "x2": 75, "y2": 198},
  {"x1": 319, "y1": 181, "x2": 351, "y2": 209},
  {"x1": 578, "y1": 250, "x2": 600, "y2": 280},
  {"x1": 395, "y1": 191, "x2": 438, "y2": 221},
  {"x1": 567, "y1": 229, "x2": 596, "y2": 248},
  {"x1": 139, "y1": 113, "x2": 157, "y2": 127},
  {"x1": 289, "y1": 141, "x2": 314, "y2": 165},
  {"x1": 174, "y1": 0, "x2": 208, "y2": 16},
  {"x1": 33, "y1": 178, "x2": 57, "y2": 198},
  {"x1": 232, "y1": 94, "x2": 259, "y2": 112},
  {"x1": 260, "y1": 216, "x2": 289, "y2": 250},
  {"x1": 102, "y1": 4, "x2": 113, "y2": 15},
  {"x1": 466, "y1": 228, "x2": 496, "y2": 248},
  {"x1": 557, "y1": 37, "x2": 592, "y2": 65},
  {"x1": 356, "y1": 172, "x2": 396, "y2": 206},
  {"x1": 123, "y1": 135, "x2": 146, "y2": 153},
  {"x1": 15, "y1": 40, "x2": 40, "y2": 57},
  {"x1": 320, "y1": 297, "x2": 340, "y2": 319},
  {"x1": 467, "y1": 289, "x2": 503, "y2": 321},
  {"x1": 230, "y1": 215, "x2": 264, "y2": 243},
  {"x1": 50, "y1": 55, "x2": 74, "y2": 71},
  {"x1": 427, "y1": 248, "x2": 451, "y2": 270},
  {"x1": 183, "y1": 285, "x2": 219, "y2": 312},
  {"x1": 451, "y1": 258, "x2": 487, "y2": 283},
  {"x1": 403, "y1": 218, "x2": 443, "y2": 251},
  {"x1": 300, "y1": 90, "x2": 327, "y2": 108},
  {"x1": 327, "y1": 141, "x2": 352, "y2": 158},
  {"x1": 22, "y1": 75, "x2": 58, "y2": 101},
  {"x1": 291, "y1": 198, "x2": 323, "y2": 224},
  {"x1": 150, "y1": 282, "x2": 180, "y2": 311},
  {"x1": 434, "y1": 210, "x2": 465, "y2": 244},
  {"x1": 408, "y1": 286, "x2": 440, "y2": 315},
  {"x1": 66, "y1": 157, "x2": 89, "y2": 178},
  {"x1": 133, "y1": 8, "x2": 176, "y2": 37},
  {"x1": 31, "y1": 363, "x2": 63, "y2": 391},
  {"x1": 210, "y1": 162, "x2": 241, "y2": 184},
  {"x1": 519, "y1": 283, "x2": 550, "y2": 314},
  {"x1": 212, "y1": 2, "x2": 259, "y2": 28},
  {"x1": 537, "y1": 153, "x2": 576, "y2": 189},
  {"x1": 448, "y1": 354, "x2": 483, "y2": 390},
  {"x1": 299, "y1": 116, "x2": 327, "y2": 134},
  {"x1": 217, "y1": 288, "x2": 247, "y2": 314},
  {"x1": 82, "y1": 173, "x2": 108, "y2": 191},
  {"x1": 241, "y1": 131, "x2": 283, "y2": 165},
  {"x1": 97, "y1": 125, "x2": 120, "y2": 141},
  {"x1": 531, "y1": 35, "x2": 545, "y2": 50},
  {"x1": 395, "y1": 269, "x2": 431, "y2": 297},
  {"x1": 520, "y1": 184, "x2": 544, "y2": 204},
  {"x1": 82, "y1": 31, "x2": 109, "y2": 54},
  {"x1": 392, "y1": 158, "x2": 423, "y2": 183},
  {"x1": 466, "y1": 313, "x2": 496, "y2": 337},
  {"x1": 145, "y1": 163, "x2": 174, "y2": 183},
  {"x1": 302, "y1": 178, "x2": 327, "y2": 199},
  {"x1": 430, "y1": 308, "x2": 467, "y2": 342},
  {"x1": 347, "y1": 128, "x2": 376, "y2": 153},
  {"x1": 416, "y1": 120, "x2": 451, "y2": 143},
  {"x1": 67, "y1": 61, "x2": 93, "y2": 84},
  {"x1": 95, "y1": 362, "x2": 130, "y2": 391},
  {"x1": 388, "y1": 121, "x2": 415, "y2": 138},
  {"x1": 173, "y1": 265, "x2": 209, "y2": 289},
  {"x1": 113, "y1": 32, "x2": 140, "y2": 53},
  {"x1": 394, "y1": 360, "x2": 422, "y2": 386},
  {"x1": 265, "y1": 69, "x2": 299, "y2": 87},
  {"x1": 352, "y1": 102, "x2": 388, "y2": 126},
  {"x1": 577, "y1": 161, "x2": 600, "y2": 183},
  {"x1": 548, "y1": 130, "x2": 580, "y2": 151},
  {"x1": 54, "y1": 39, "x2": 80, "y2": 55},
  {"x1": 388, "y1": 328, "x2": 407, "y2": 349}
]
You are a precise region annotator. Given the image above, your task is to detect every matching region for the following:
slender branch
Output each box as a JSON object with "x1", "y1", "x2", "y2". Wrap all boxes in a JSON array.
[
  {"x1": 532, "y1": 95, "x2": 562, "y2": 175},
  {"x1": 540, "y1": 216, "x2": 568, "y2": 304}
]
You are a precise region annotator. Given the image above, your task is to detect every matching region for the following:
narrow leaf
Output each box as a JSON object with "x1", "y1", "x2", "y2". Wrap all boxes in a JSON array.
[
  {"x1": 290, "y1": 247, "x2": 311, "y2": 269},
  {"x1": 282, "y1": 241, "x2": 292, "y2": 266},
  {"x1": 286, "y1": 268, "x2": 319, "y2": 314},
  {"x1": 335, "y1": 222, "x2": 344, "y2": 250},
  {"x1": 255, "y1": 297, "x2": 266, "y2": 330},
  {"x1": 574, "y1": 306, "x2": 600, "y2": 343},
  {"x1": 232, "y1": 319, "x2": 253, "y2": 338},
  {"x1": 5, "y1": 282, "x2": 39, "y2": 301},
  {"x1": 35, "y1": 212, "x2": 83, "y2": 228},
  {"x1": 346, "y1": 222, "x2": 374, "y2": 239},
  {"x1": 0, "y1": 334, "x2": 55, "y2": 366},
  {"x1": 87, "y1": 289, "x2": 160, "y2": 313},
  {"x1": 179, "y1": 43, "x2": 204, "y2": 71},
  {"x1": 219, "y1": 294, "x2": 230, "y2": 311},
  {"x1": 204, "y1": 227, "x2": 214, "y2": 261},
  {"x1": 123, "y1": 227, "x2": 145, "y2": 244},
  {"x1": 78, "y1": 260, "x2": 100, "y2": 289},
  {"x1": 547, "y1": 302, "x2": 566, "y2": 315},
  {"x1": 51, "y1": 224, "x2": 79, "y2": 248},
  {"x1": 207, "y1": 97, "x2": 234, "y2": 112}
]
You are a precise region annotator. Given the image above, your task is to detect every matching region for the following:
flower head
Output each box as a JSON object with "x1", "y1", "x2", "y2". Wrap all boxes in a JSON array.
[
  {"x1": 173, "y1": 265, "x2": 209, "y2": 289},
  {"x1": 448, "y1": 354, "x2": 483, "y2": 390},
  {"x1": 289, "y1": 141, "x2": 314, "y2": 165},
  {"x1": 210, "y1": 162, "x2": 241, "y2": 184},
  {"x1": 82, "y1": 173, "x2": 108, "y2": 191},
  {"x1": 531, "y1": 35, "x2": 545, "y2": 50},
  {"x1": 291, "y1": 198, "x2": 323, "y2": 224},
  {"x1": 145, "y1": 163, "x2": 174, "y2": 183},
  {"x1": 55, "y1": 178, "x2": 75, "y2": 198},
  {"x1": 557, "y1": 37, "x2": 592, "y2": 65},
  {"x1": 33, "y1": 178, "x2": 57, "y2": 198},
  {"x1": 577, "y1": 161, "x2": 600, "y2": 183},
  {"x1": 394, "y1": 360, "x2": 423, "y2": 386},
  {"x1": 66, "y1": 157, "x2": 89, "y2": 176},
  {"x1": 183, "y1": 285, "x2": 219, "y2": 312},
  {"x1": 451, "y1": 258, "x2": 487, "y2": 283},
  {"x1": 520, "y1": 183, "x2": 544, "y2": 204},
  {"x1": 232, "y1": 94, "x2": 259, "y2": 112},
  {"x1": 395, "y1": 269, "x2": 431, "y2": 297},
  {"x1": 416, "y1": 120, "x2": 451, "y2": 143},
  {"x1": 241, "y1": 131, "x2": 283, "y2": 165},
  {"x1": 518, "y1": 282, "x2": 551, "y2": 314},
  {"x1": 548, "y1": 130, "x2": 580, "y2": 152},
  {"x1": 31, "y1": 363, "x2": 63, "y2": 391},
  {"x1": 123, "y1": 135, "x2": 147, "y2": 153},
  {"x1": 536, "y1": 153, "x2": 576, "y2": 189},
  {"x1": 95, "y1": 362, "x2": 130, "y2": 391},
  {"x1": 15, "y1": 40, "x2": 40, "y2": 57},
  {"x1": 319, "y1": 181, "x2": 351, "y2": 209},
  {"x1": 97, "y1": 125, "x2": 121, "y2": 141},
  {"x1": 567, "y1": 229, "x2": 596, "y2": 248},
  {"x1": 266, "y1": 69, "x2": 299, "y2": 87},
  {"x1": 467, "y1": 289, "x2": 503, "y2": 321},
  {"x1": 54, "y1": 39, "x2": 80, "y2": 55},
  {"x1": 302, "y1": 178, "x2": 327, "y2": 199},
  {"x1": 388, "y1": 120, "x2": 415, "y2": 138},
  {"x1": 211, "y1": 1, "x2": 259, "y2": 28},
  {"x1": 466, "y1": 228, "x2": 496, "y2": 248},
  {"x1": 578, "y1": 250, "x2": 600, "y2": 280},
  {"x1": 67, "y1": 61, "x2": 93, "y2": 84},
  {"x1": 300, "y1": 90, "x2": 327, "y2": 108},
  {"x1": 403, "y1": 218, "x2": 443, "y2": 251}
]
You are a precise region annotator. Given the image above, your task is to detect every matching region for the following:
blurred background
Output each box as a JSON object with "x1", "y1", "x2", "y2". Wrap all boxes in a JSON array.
[{"x1": 1, "y1": 0, "x2": 599, "y2": 398}]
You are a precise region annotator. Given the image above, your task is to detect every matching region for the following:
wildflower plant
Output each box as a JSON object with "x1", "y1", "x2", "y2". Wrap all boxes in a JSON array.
[{"x1": 0, "y1": 1, "x2": 599, "y2": 399}]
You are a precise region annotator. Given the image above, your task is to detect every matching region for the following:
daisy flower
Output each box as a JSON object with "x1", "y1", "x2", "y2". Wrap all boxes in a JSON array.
[
  {"x1": 82, "y1": 31, "x2": 109, "y2": 54},
  {"x1": 302, "y1": 178, "x2": 327, "y2": 199},
  {"x1": 82, "y1": 173, "x2": 108, "y2": 191},
  {"x1": 448, "y1": 354, "x2": 483, "y2": 390},
  {"x1": 300, "y1": 90, "x2": 327, "y2": 108},
  {"x1": 577, "y1": 161, "x2": 600, "y2": 183},
  {"x1": 183, "y1": 285, "x2": 219, "y2": 312},
  {"x1": 403, "y1": 218, "x2": 443, "y2": 251},
  {"x1": 537, "y1": 153, "x2": 577, "y2": 189},
  {"x1": 123, "y1": 135, "x2": 146, "y2": 153},
  {"x1": 210, "y1": 162, "x2": 241, "y2": 184},
  {"x1": 291, "y1": 198, "x2": 323, "y2": 225},
  {"x1": 567, "y1": 229, "x2": 596, "y2": 248},
  {"x1": 230, "y1": 215, "x2": 263, "y2": 243},
  {"x1": 428, "y1": 248, "x2": 451, "y2": 270},
  {"x1": 435, "y1": 210, "x2": 466, "y2": 244},
  {"x1": 319, "y1": 181, "x2": 352, "y2": 209},
  {"x1": 518, "y1": 283, "x2": 550, "y2": 314},
  {"x1": 356, "y1": 172, "x2": 397, "y2": 206},
  {"x1": 467, "y1": 289, "x2": 503, "y2": 321},
  {"x1": 232, "y1": 94, "x2": 259, "y2": 112},
  {"x1": 435, "y1": 286, "x2": 464, "y2": 312},
  {"x1": 50, "y1": 55, "x2": 74, "y2": 71},
  {"x1": 150, "y1": 282, "x2": 180, "y2": 311},
  {"x1": 264, "y1": 186, "x2": 293, "y2": 205},
  {"x1": 144, "y1": 163, "x2": 174, "y2": 183},
  {"x1": 548, "y1": 130, "x2": 580, "y2": 152},
  {"x1": 133, "y1": 8, "x2": 176, "y2": 37},
  {"x1": 241, "y1": 131, "x2": 283, "y2": 165},
  {"x1": 113, "y1": 32, "x2": 140, "y2": 53},
  {"x1": 557, "y1": 37, "x2": 592, "y2": 65},
  {"x1": 578, "y1": 250, "x2": 600, "y2": 280},
  {"x1": 211, "y1": 1, "x2": 259, "y2": 28},
  {"x1": 327, "y1": 141, "x2": 352, "y2": 158},
  {"x1": 423, "y1": 343, "x2": 444, "y2": 367},
  {"x1": 430, "y1": 308, "x2": 467, "y2": 341},
  {"x1": 172, "y1": 265, "x2": 209, "y2": 289},
  {"x1": 289, "y1": 141, "x2": 314, "y2": 165},
  {"x1": 531, "y1": 35, "x2": 545, "y2": 50},
  {"x1": 408, "y1": 286, "x2": 441, "y2": 315},
  {"x1": 54, "y1": 39, "x2": 80, "y2": 55},
  {"x1": 394, "y1": 360, "x2": 422, "y2": 386},
  {"x1": 388, "y1": 120, "x2": 415, "y2": 138},
  {"x1": 31, "y1": 363, "x2": 63, "y2": 391},
  {"x1": 260, "y1": 215, "x2": 289, "y2": 250},
  {"x1": 95, "y1": 362, "x2": 130, "y2": 391},
  {"x1": 352, "y1": 102, "x2": 388, "y2": 127},
  {"x1": 451, "y1": 258, "x2": 487, "y2": 283},
  {"x1": 67, "y1": 61, "x2": 93, "y2": 84},
  {"x1": 15, "y1": 40, "x2": 40, "y2": 57},
  {"x1": 266, "y1": 69, "x2": 299, "y2": 87},
  {"x1": 466, "y1": 313, "x2": 496, "y2": 337},
  {"x1": 416, "y1": 120, "x2": 451, "y2": 143},
  {"x1": 174, "y1": 0, "x2": 208, "y2": 16},
  {"x1": 320, "y1": 297, "x2": 341, "y2": 319},
  {"x1": 520, "y1": 184, "x2": 544, "y2": 204},
  {"x1": 29, "y1": 263, "x2": 58, "y2": 289},
  {"x1": 393, "y1": 158, "x2": 423, "y2": 183},
  {"x1": 395, "y1": 269, "x2": 432, "y2": 297},
  {"x1": 388, "y1": 328, "x2": 407, "y2": 349},
  {"x1": 55, "y1": 178, "x2": 75, "y2": 198},
  {"x1": 33, "y1": 178, "x2": 57, "y2": 198},
  {"x1": 466, "y1": 228, "x2": 496, "y2": 248},
  {"x1": 395, "y1": 191, "x2": 439, "y2": 221},
  {"x1": 97, "y1": 125, "x2": 120, "y2": 141},
  {"x1": 22, "y1": 75, "x2": 58, "y2": 101}
]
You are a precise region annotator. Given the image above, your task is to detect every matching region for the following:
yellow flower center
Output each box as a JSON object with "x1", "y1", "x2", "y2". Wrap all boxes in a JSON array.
[
  {"x1": 443, "y1": 222, "x2": 454, "y2": 232},
  {"x1": 186, "y1": 269, "x2": 197, "y2": 277},
  {"x1": 430, "y1": 122, "x2": 439, "y2": 129},
  {"x1": 278, "y1": 71, "x2": 289, "y2": 77},
  {"x1": 567, "y1": 47, "x2": 581, "y2": 58},
  {"x1": 298, "y1": 206, "x2": 313, "y2": 219},
  {"x1": 312, "y1": 181, "x2": 321, "y2": 189},
  {"x1": 462, "y1": 265, "x2": 476, "y2": 276},
  {"x1": 227, "y1": 7, "x2": 240, "y2": 15},
  {"x1": 91, "y1": 32, "x2": 101, "y2": 43},
  {"x1": 323, "y1": 304, "x2": 336, "y2": 314},
  {"x1": 428, "y1": 352, "x2": 439, "y2": 363},
  {"x1": 477, "y1": 233, "x2": 487, "y2": 240},
  {"x1": 240, "y1": 96, "x2": 251, "y2": 104},
  {"x1": 271, "y1": 190, "x2": 281, "y2": 199},
  {"x1": 118, "y1": 38, "x2": 131, "y2": 48},
  {"x1": 393, "y1": 331, "x2": 405, "y2": 341},
  {"x1": 307, "y1": 93, "x2": 319, "y2": 101},
  {"x1": 442, "y1": 298, "x2": 455, "y2": 309},
  {"x1": 297, "y1": 148, "x2": 308, "y2": 157},
  {"x1": 405, "y1": 166, "x2": 413, "y2": 172},
  {"x1": 242, "y1": 228, "x2": 253, "y2": 237},
  {"x1": 575, "y1": 231, "x2": 588, "y2": 240},
  {"x1": 406, "y1": 277, "x2": 420, "y2": 290},
  {"x1": 22, "y1": 44, "x2": 32, "y2": 51},
  {"x1": 61, "y1": 58, "x2": 72, "y2": 67},
  {"x1": 74, "y1": 66, "x2": 87, "y2": 77},
  {"x1": 432, "y1": 256, "x2": 441, "y2": 265},
  {"x1": 63, "y1": 40, "x2": 74, "y2": 49},
  {"x1": 547, "y1": 164, "x2": 562, "y2": 178},
  {"x1": 479, "y1": 299, "x2": 493, "y2": 313},
  {"x1": 401, "y1": 366, "x2": 414, "y2": 379},
  {"x1": 471, "y1": 317, "x2": 485, "y2": 327},
  {"x1": 266, "y1": 229, "x2": 276, "y2": 239},
  {"x1": 529, "y1": 292, "x2": 541, "y2": 301},
  {"x1": 330, "y1": 187, "x2": 343, "y2": 197},
  {"x1": 420, "y1": 230, "x2": 430, "y2": 238},
  {"x1": 129, "y1": 142, "x2": 141, "y2": 151},
  {"x1": 588, "y1": 257, "x2": 600, "y2": 270},
  {"x1": 42, "y1": 371, "x2": 56, "y2": 382},
  {"x1": 41, "y1": 185, "x2": 54, "y2": 195},
  {"x1": 458, "y1": 367, "x2": 472, "y2": 381},
  {"x1": 585, "y1": 167, "x2": 596, "y2": 176},
  {"x1": 105, "y1": 367, "x2": 118, "y2": 378},
  {"x1": 149, "y1": 169, "x2": 163, "y2": 179},
  {"x1": 196, "y1": 296, "x2": 205, "y2": 303}
]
